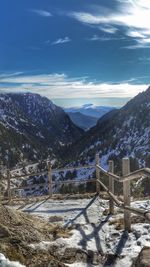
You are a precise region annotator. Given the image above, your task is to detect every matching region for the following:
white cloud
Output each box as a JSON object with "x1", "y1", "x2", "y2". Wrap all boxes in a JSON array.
[
  {"x1": 51, "y1": 37, "x2": 71, "y2": 45},
  {"x1": 70, "y1": 12, "x2": 107, "y2": 25},
  {"x1": 0, "y1": 72, "x2": 148, "y2": 99},
  {"x1": 99, "y1": 25, "x2": 118, "y2": 34},
  {"x1": 123, "y1": 42, "x2": 150, "y2": 49},
  {"x1": 30, "y1": 9, "x2": 52, "y2": 17},
  {"x1": 126, "y1": 30, "x2": 145, "y2": 38},
  {"x1": 87, "y1": 34, "x2": 124, "y2": 42},
  {"x1": 69, "y1": 0, "x2": 150, "y2": 49},
  {"x1": 0, "y1": 72, "x2": 23, "y2": 78},
  {"x1": 87, "y1": 35, "x2": 110, "y2": 41},
  {"x1": 132, "y1": 0, "x2": 150, "y2": 9}
]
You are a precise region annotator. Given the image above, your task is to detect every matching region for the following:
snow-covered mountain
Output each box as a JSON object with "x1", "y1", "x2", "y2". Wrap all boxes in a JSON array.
[
  {"x1": 0, "y1": 93, "x2": 83, "y2": 167},
  {"x1": 68, "y1": 87, "x2": 150, "y2": 170}
]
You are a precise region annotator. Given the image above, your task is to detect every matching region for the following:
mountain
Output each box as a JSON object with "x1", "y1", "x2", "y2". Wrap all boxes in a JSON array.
[
  {"x1": 68, "y1": 87, "x2": 150, "y2": 170},
  {"x1": 0, "y1": 93, "x2": 84, "y2": 167},
  {"x1": 64, "y1": 104, "x2": 115, "y2": 119},
  {"x1": 67, "y1": 112, "x2": 98, "y2": 130}
]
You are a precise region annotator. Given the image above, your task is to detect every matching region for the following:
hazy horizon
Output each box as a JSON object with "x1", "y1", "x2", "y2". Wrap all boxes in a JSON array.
[{"x1": 52, "y1": 97, "x2": 131, "y2": 108}]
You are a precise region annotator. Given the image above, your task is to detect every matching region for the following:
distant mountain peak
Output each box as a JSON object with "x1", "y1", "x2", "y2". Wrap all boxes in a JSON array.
[{"x1": 65, "y1": 104, "x2": 115, "y2": 119}]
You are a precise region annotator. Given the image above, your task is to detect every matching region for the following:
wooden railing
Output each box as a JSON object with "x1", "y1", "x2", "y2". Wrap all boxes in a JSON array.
[
  {"x1": 1, "y1": 154, "x2": 150, "y2": 233},
  {"x1": 1, "y1": 162, "x2": 95, "y2": 202},
  {"x1": 95, "y1": 154, "x2": 150, "y2": 231}
]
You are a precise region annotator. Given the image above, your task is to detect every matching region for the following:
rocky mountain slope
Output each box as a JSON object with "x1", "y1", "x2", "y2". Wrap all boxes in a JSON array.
[
  {"x1": 68, "y1": 87, "x2": 150, "y2": 170},
  {"x1": 0, "y1": 93, "x2": 83, "y2": 167}
]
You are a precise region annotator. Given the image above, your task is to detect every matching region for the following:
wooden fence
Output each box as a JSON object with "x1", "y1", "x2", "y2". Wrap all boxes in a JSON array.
[
  {"x1": 95, "y1": 154, "x2": 150, "y2": 232},
  {"x1": 1, "y1": 161, "x2": 96, "y2": 201},
  {"x1": 1, "y1": 154, "x2": 150, "y2": 232}
]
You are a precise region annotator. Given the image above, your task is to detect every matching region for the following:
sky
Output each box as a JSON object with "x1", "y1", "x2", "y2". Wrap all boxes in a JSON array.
[{"x1": 0, "y1": 0, "x2": 150, "y2": 107}]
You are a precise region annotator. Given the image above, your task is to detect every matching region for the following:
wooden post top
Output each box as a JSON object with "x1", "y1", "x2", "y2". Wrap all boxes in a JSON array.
[
  {"x1": 122, "y1": 158, "x2": 130, "y2": 176},
  {"x1": 108, "y1": 160, "x2": 114, "y2": 173},
  {"x1": 95, "y1": 153, "x2": 100, "y2": 164},
  {"x1": 47, "y1": 161, "x2": 52, "y2": 170}
]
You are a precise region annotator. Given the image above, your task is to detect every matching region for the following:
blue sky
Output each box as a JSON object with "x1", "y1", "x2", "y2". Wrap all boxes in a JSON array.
[{"x1": 0, "y1": 0, "x2": 150, "y2": 106}]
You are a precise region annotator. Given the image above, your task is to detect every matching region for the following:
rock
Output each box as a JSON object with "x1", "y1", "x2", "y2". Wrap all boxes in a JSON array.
[
  {"x1": 0, "y1": 224, "x2": 10, "y2": 238},
  {"x1": 134, "y1": 231, "x2": 142, "y2": 239},
  {"x1": 133, "y1": 246, "x2": 150, "y2": 267},
  {"x1": 137, "y1": 240, "x2": 142, "y2": 246}
]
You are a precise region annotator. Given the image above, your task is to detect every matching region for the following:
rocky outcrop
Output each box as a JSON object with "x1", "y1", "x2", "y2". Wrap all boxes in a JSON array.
[{"x1": 133, "y1": 247, "x2": 150, "y2": 267}]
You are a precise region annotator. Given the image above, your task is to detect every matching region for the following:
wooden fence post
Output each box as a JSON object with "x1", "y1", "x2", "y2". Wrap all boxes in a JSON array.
[
  {"x1": 109, "y1": 160, "x2": 115, "y2": 214},
  {"x1": 95, "y1": 154, "x2": 100, "y2": 193},
  {"x1": 47, "y1": 161, "x2": 52, "y2": 197},
  {"x1": 122, "y1": 158, "x2": 131, "y2": 232},
  {"x1": 7, "y1": 170, "x2": 11, "y2": 202}
]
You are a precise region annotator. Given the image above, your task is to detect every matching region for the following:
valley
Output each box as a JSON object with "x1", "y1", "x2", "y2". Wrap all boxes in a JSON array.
[{"x1": 0, "y1": 88, "x2": 150, "y2": 267}]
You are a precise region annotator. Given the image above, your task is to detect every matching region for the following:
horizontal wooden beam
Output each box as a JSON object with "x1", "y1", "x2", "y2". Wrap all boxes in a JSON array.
[
  {"x1": 124, "y1": 205, "x2": 150, "y2": 221},
  {"x1": 96, "y1": 165, "x2": 150, "y2": 182},
  {"x1": 53, "y1": 178, "x2": 96, "y2": 185},
  {"x1": 52, "y1": 164, "x2": 95, "y2": 172},
  {"x1": 122, "y1": 168, "x2": 150, "y2": 181},
  {"x1": 96, "y1": 164, "x2": 121, "y2": 182},
  {"x1": 96, "y1": 179, "x2": 150, "y2": 222},
  {"x1": 10, "y1": 171, "x2": 47, "y2": 180},
  {"x1": 5, "y1": 165, "x2": 95, "y2": 180},
  {"x1": 10, "y1": 178, "x2": 96, "y2": 191}
]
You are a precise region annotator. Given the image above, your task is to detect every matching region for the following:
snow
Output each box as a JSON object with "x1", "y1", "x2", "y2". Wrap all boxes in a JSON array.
[
  {"x1": 0, "y1": 254, "x2": 25, "y2": 267},
  {"x1": 66, "y1": 264, "x2": 94, "y2": 267},
  {"x1": 14, "y1": 197, "x2": 150, "y2": 267}
]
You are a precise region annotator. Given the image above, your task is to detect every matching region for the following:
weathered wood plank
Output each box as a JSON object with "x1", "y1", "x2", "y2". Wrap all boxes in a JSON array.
[
  {"x1": 47, "y1": 162, "x2": 52, "y2": 197},
  {"x1": 109, "y1": 160, "x2": 115, "y2": 214},
  {"x1": 122, "y1": 158, "x2": 131, "y2": 232},
  {"x1": 96, "y1": 179, "x2": 150, "y2": 222},
  {"x1": 7, "y1": 170, "x2": 11, "y2": 202},
  {"x1": 95, "y1": 154, "x2": 100, "y2": 193},
  {"x1": 96, "y1": 164, "x2": 120, "y2": 181}
]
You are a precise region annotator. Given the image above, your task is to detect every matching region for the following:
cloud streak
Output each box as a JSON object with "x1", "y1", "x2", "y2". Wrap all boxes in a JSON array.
[
  {"x1": 87, "y1": 34, "x2": 124, "y2": 42},
  {"x1": 30, "y1": 9, "x2": 52, "y2": 17},
  {"x1": 51, "y1": 37, "x2": 71, "y2": 45},
  {"x1": 0, "y1": 72, "x2": 148, "y2": 99},
  {"x1": 69, "y1": 0, "x2": 150, "y2": 49}
]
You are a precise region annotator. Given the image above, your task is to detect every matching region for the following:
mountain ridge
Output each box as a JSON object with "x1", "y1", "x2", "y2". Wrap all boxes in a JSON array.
[
  {"x1": 64, "y1": 104, "x2": 115, "y2": 118},
  {"x1": 66, "y1": 87, "x2": 150, "y2": 169},
  {"x1": 0, "y1": 92, "x2": 84, "y2": 167},
  {"x1": 67, "y1": 112, "x2": 98, "y2": 130}
]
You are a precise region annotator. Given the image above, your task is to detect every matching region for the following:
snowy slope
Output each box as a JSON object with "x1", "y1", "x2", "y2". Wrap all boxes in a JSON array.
[
  {"x1": 70, "y1": 87, "x2": 150, "y2": 169},
  {"x1": 0, "y1": 93, "x2": 83, "y2": 167}
]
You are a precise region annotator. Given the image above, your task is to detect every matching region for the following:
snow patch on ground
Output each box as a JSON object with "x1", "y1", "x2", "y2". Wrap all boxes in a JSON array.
[
  {"x1": 0, "y1": 254, "x2": 25, "y2": 267},
  {"x1": 15, "y1": 197, "x2": 150, "y2": 267},
  {"x1": 66, "y1": 264, "x2": 94, "y2": 267}
]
